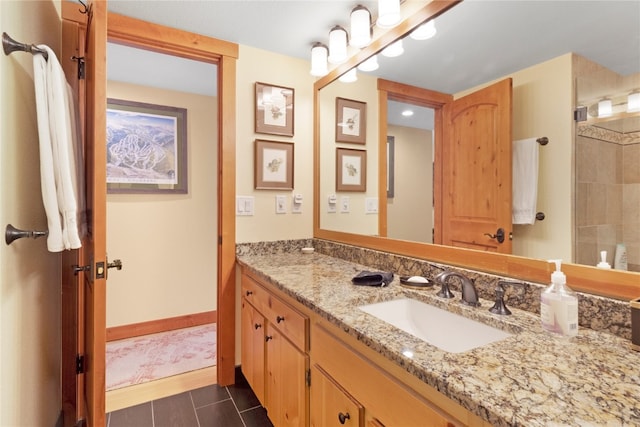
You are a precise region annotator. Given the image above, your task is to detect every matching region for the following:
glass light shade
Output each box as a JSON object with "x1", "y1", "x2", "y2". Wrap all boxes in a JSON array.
[
  {"x1": 357, "y1": 55, "x2": 379, "y2": 72},
  {"x1": 377, "y1": 0, "x2": 401, "y2": 28},
  {"x1": 310, "y1": 43, "x2": 328, "y2": 76},
  {"x1": 628, "y1": 92, "x2": 640, "y2": 112},
  {"x1": 598, "y1": 99, "x2": 612, "y2": 117},
  {"x1": 328, "y1": 26, "x2": 348, "y2": 64},
  {"x1": 410, "y1": 20, "x2": 436, "y2": 40},
  {"x1": 381, "y1": 39, "x2": 404, "y2": 57},
  {"x1": 350, "y1": 5, "x2": 371, "y2": 48},
  {"x1": 338, "y1": 68, "x2": 358, "y2": 83}
]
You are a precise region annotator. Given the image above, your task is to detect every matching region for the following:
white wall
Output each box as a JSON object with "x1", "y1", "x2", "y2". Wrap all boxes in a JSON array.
[
  {"x1": 0, "y1": 1, "x2": 63, "y2": 426},
  {"x1": 235, "y1": 45, "x2": 315, "y2": 243},
  {"x1": 106, "y1": 81, "x2": 218, "y2": 327}
]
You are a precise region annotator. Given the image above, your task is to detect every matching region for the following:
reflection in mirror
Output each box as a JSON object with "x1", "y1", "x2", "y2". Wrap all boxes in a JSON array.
[
  {"x1": 314, "y1": 0, "x2": 640, "y2": 300},
  {"x1": 386, "y1": 100, "x2": 433, "y2": 244}
]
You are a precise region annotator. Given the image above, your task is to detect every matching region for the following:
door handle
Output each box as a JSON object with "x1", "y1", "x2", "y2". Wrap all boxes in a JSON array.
[
  {"x1": 484, "y1": 228, "x2": 505, "y2": 243},
  {"x1": 107, "y1": 259, "x2": 123, "y2": 271}
]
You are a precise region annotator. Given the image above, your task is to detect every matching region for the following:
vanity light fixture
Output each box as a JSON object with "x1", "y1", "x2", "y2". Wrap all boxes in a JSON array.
[
  {"x1": 350, "y1": 5, "x2": 372, "y2": 48},
  {"x1": 328, "y1": 25, "x2": 348, "y2": 64},
  {"x1": 338, "y1": 68, "x2": 358, "y2": 83},
  {"x1": 381, "y1": 39, "x2": 404, "y2": 57},
  {"x1": 628, "y1": 91, "x2": 640, "y2": 112},
  {"x1": 357, "y1": 55, "x2": 379, "y2": 72},
  {"x1": 410, "y1": 20, "x2": 437, "y2": 40},
  {"x1": 377, "y1": 0, "x2": 401, "y2": 28},
  {"x1": 598, "y1": 98, "x2": 613, "y2": 117},
  {"x1": 310, "y1": 42, "x2": 328, "y2": 76}
]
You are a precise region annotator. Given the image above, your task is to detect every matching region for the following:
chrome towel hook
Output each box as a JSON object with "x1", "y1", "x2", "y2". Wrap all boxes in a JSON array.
[{"x1": 5, "y1": 224, "x2": 48, "y2": 245}]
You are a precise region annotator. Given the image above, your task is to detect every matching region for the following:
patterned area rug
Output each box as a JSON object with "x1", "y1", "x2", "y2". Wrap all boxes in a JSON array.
[{"x1": 106, "y1": 323, "x2": 216, "y2": 391}]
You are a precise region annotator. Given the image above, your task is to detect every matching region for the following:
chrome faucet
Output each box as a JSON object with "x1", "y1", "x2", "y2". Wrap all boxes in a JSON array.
[{"x1": 435, "y1": 271, "x2": 481, "y2": 307}]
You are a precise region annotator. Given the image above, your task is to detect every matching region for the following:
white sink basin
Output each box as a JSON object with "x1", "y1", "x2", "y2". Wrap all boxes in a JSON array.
[{"x1": 359, "y1": 298, "x2": 512, "y2": 353}]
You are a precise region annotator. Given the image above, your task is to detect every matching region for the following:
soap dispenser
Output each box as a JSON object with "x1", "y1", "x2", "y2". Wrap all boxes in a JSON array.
[
  {"x1": 540, "y1": 259, "x2": 578, "y2": 337},
  {"x1": 597, "y1": 251, "x2": 611, "y2": 269}
]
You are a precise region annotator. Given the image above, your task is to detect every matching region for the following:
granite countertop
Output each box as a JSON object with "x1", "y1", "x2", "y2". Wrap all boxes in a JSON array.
[{"x1": 237, "y1": 251, "x2": 640, "y2": 427}]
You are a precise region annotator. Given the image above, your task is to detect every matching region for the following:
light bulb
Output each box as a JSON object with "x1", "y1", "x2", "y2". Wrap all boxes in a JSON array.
[
  {"x1": 598, "y1": 99, "x2": 612, "y2": 117},
  {"x1": 410, "y1": 20, "x2": 436, "y2": 40},
  {"x1": 358, "y1": 55, "x2": 379, "y2": 72},
  {"x1": 350, "y1": 5, "x2": 371, "y2": 48},
  {"x1": 381, "y1": 39, "x2": 404, "y2": 57},
  {"x1": 627, "y1": 92, "x2": 640, "y2": 112},
  {"x1": 328, "y1": 26, "x2": 348, "y2": 64},
  {"x1": 377, "y1": 0, "x2": 401, "y2": 28},
  {"x1": 338, "y1": 68, "x2": 358, "y2": 83},
  {"x1": 310, "y1": 43, "x2": 328, "y2": 77}
]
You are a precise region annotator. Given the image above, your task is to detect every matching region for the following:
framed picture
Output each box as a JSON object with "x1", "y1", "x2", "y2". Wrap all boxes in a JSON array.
[
  {"x1": 255, "y1": 82, "x2": 295, "y2": 136},
  {"x1": 335, "y1": 97, "x2": 366, "y2": 144},
  {"x1": 336, "y1": 148, "x2": 366, "y2": 192},
  {"x1": 255, "y1": 139, "x2": 294, "y2": 190},
  {"x1": 106, "y1": 98, "x2": 187, "y2": 194}
]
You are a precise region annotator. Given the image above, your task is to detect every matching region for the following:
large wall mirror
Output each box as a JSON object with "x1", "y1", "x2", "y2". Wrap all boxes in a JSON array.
[{"x1": 314, "y1": 0, "x2": 640, "y2": 300}]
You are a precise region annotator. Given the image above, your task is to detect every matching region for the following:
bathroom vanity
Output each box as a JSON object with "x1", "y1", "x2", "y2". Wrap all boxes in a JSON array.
[{"x1": 237, "y1": 242, "x2": 640, "y2": 427}]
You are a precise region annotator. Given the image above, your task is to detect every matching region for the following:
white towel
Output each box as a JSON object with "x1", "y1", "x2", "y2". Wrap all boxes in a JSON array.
[
  {"x1": 512, "y1": 138, "x2": 539, "y2": 225},
  {"x1": 33, "y1": 45, "x2": 84, "y2": 251}
]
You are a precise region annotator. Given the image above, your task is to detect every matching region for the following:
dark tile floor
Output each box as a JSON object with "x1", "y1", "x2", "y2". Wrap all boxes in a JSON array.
[{"x1": 107, "y1": 370, "x2": 273, "y2": 427}]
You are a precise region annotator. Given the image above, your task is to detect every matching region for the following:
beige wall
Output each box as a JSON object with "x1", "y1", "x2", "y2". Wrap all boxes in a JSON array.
[
  {"x1": 106, "y1": 81, "x2": 218, "y2": 327},
  {"x1": 0, "y1": 1, "x2": 63, "y2": 426},
  {"x1": 387, "y1": 124, "x2": 433, "y2": 243},
  {"x1": 235, "y1": 45, "x2": 315, "y2": 243},
  {"x1": 319, "y1": 72, "x2": 379, "y2": 235}
]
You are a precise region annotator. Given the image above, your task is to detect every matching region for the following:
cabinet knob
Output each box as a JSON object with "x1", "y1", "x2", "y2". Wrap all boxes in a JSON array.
[
  {"x1": 276, "y1": 315, "x2": 285, "y2": 323},
  {"x1": 265, "y1": 335, "x2": 273, "y2": 342},
  {"x1": 254, "y1": 323, "x2": 262, "y2": 330},
  {"x1": 338, "y1": 412, "x2": 351, "y2": 424},
  {"x1": 246, "y1": 290, "x2": 253, "y2": 296}
]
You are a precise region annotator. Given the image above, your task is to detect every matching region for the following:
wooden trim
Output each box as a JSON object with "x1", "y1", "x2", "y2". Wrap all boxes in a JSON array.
[
  {"x1": 378, "y1": 89, "x2": 388, "y2": 237},
  {"x1": 108, "y1": 13, "x2": 238, "y2": 61},
  {"x1": 105, "y1": 366, "x2": 216, "y2": 413},
  {"x1": 106, "y1": 311, "x2": 217, "y2": 342}
]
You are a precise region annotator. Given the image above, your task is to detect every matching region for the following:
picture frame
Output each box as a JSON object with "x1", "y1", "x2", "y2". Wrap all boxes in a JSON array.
[
  {"x1": 336, "y1": 148, "x2": 366, "y2": 192},
  {"x1": 106, "y1": 98, "x2": 188, "y2": 194},
  {"x1": 335, "y1": 97, "x2": 366, "y2": 144},
  {"x1": 255, "y1": 139, "x2": 294, "y2": 190},
  {"x1": 255, "y1": 82, "x2": 295, "y2": 136}
]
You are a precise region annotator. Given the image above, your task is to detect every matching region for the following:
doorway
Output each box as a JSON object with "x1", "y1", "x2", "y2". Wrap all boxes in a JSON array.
[{"x1": 104, "y1": 41, "x2": 219, "y2": 410}]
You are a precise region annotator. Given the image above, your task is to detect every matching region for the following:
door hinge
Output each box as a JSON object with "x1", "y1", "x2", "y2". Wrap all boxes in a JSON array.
[
  {"x1": 76, "y1": 354, "x2": 85, "y2": 374},
  {"x1": 72, "y1": 56, "x2": 85, "y2": 80},
  {"x1": 305, "y1": 369, "x2": 311, "y2": 387}
]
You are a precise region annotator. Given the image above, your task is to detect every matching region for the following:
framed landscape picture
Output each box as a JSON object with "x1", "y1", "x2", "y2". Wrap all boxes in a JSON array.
[{"x1": 106, "y1": 98, "x2": 188, "y2": 194}]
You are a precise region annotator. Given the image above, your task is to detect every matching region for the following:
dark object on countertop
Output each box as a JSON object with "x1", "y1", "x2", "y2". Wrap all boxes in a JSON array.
[
  {"x1": 399, "y1": 276, "x2": 434, "y2": 289},
  {"x1": 352, "y1": 271, "x2": 394, "y2": 287},
  {"x1": 631, "y1": 297, "x2": 640, "y2": 351}
]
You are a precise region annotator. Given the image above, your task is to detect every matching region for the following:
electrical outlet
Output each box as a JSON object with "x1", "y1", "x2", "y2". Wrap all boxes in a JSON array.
[{"x1": 365, "y1": 197, "x2": 378, "y2": 214}]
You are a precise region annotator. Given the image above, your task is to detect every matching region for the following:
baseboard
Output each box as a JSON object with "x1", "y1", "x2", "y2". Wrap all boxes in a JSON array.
[
  {"x1": 106, "y1": 366, "x2": 217, "y2": 413},
  {"x1": 106, "y1": 311, "x2": 216, "y2": 342}
]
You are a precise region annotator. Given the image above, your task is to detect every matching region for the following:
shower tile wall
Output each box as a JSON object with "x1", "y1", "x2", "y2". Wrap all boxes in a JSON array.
[{"x1": 576, "y1": 126, "x2": 640, "y2": 271}]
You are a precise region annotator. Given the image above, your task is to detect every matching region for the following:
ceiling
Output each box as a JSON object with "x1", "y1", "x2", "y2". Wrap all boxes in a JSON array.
[{"x1": 106, "y1": 1, "x2": 640, "y2": 129}]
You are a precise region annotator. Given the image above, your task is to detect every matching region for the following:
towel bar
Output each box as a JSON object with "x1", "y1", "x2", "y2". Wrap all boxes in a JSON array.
[
  {"x1": 2, "y1": 32, "x2": 48, "y2": 61},
  {"x1": 536, "y1": 137, "x2": 548, "y2": 145},
  {"x1": 5, "y1": 224, "x2": 48, "y2": 245}
]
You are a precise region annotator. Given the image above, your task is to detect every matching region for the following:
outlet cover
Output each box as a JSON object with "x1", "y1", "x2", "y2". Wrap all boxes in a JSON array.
[{"x1": 276, "y1": 195, "x2": 287, "y2": 214}]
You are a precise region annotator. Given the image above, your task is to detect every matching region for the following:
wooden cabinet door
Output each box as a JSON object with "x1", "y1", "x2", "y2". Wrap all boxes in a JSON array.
[
  {"x1": 241, "y1": 300, "x2": 266, "y2": 405},
  {"x1": 265, "y1": 323, "x2": 308, "y2": 427},
  {"x1": 311, "y1": 365, "x2": 363, "y2": 427}
]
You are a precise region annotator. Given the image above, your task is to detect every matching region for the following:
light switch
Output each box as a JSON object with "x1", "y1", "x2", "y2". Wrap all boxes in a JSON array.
[
  {"x1": 340, "y1": 196, "x2": 350, "y2": 213},
  {"x1": 365, "y1": 197, "x2": 379, "y2": 214},
  {"x1": 236, "y1": 196, "x2": 254, "y2": 216},
  {"x1": 292, "y1": 193, "x2": 303, "y2": 214},
  {"x1": 276, "y1": 195, "x2": 287, "y2": 214},
  {"x1": 327, "y1": 194, "x2": 337, "y2": 213}
]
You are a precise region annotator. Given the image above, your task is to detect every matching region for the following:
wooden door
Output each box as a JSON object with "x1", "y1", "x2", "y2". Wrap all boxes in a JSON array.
[
  {"x1": 80, "y1": 1, "x2": 108, "y2": 426},
  {"x1": 241, "y1": 299, "x2": 266, "y2": 405},
  {"x1": 265, "y1": 324, "x2": 308, "y2": 427},
  {"x1": 310, "y1": 365, "x2": 363, "y2": 427},
  {"x1": 441, "y1": 78, "x2": 512, "y2": 253},
  {"x1": 60, "y1": 2, "x2": 107, "y2": 426}
]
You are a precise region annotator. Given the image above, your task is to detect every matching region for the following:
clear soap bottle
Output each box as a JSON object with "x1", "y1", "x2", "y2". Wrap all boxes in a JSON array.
[{"x1": 540, "y1": 259, "x2": 578, "y2": 337}]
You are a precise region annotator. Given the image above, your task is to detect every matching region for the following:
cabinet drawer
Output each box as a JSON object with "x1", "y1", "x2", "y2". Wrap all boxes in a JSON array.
[{"x1": 242, "y1": 273, "x2": 308, "y2": 351}]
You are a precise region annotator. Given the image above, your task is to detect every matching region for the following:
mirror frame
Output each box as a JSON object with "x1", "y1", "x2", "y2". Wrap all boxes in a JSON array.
[{"x1": 313, "y1": 0, "x2": 640, "y2": 301}]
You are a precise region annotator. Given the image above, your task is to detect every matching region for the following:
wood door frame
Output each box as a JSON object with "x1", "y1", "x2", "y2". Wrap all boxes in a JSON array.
[
  {"x1": 376, "y1": 79, "x2": 453, "y2": 241},
  {"x1": 106, "y1": 13, "x2": 238, "y2": 386}
]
